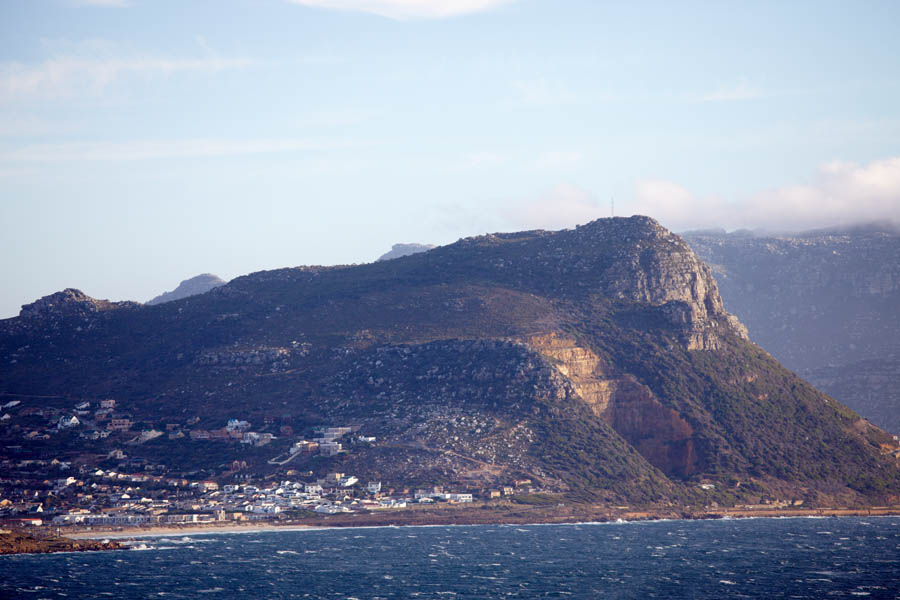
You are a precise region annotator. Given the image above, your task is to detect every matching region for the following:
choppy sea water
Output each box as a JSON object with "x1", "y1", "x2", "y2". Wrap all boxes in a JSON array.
[{"x1": 2, "y1": 517, "x2": 898, "y2": 599}]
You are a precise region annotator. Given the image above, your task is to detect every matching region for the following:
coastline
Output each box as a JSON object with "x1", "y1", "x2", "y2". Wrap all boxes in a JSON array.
[
  {"x1": 63, "y1": 505, "x2": 900, "y2": 541},
  {"x1": 0, "y1": 529, "x2": 121, "y2": 555},
  {"x1": 67, "y1": 522, "x2": 320, "y2": 539}
]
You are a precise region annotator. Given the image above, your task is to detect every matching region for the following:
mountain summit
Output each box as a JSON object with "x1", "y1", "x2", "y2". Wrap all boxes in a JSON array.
[
  {"x1": 146, "y1": 273, "x2": 226, "y2": 305},
  {"x1": 2, "y1": 216, "x2": 898, "y2": 506},
  {"x1": 377, "y1": 243, "x2": 435, "y2": 261}
]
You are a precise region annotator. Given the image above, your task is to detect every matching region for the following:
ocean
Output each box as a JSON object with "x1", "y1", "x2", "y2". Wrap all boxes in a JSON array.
[{"x1": 2, "y1": 516, "x2": 898, "y2": 599}]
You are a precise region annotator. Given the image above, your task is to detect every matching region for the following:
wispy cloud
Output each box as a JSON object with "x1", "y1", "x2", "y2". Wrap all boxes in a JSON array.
[
  {"x1": 506, "y1": 184, "x2": 605, "y2": 230},
  {"x1": 1, "y1": 138, "x2": 356, "y2": 162},
  {"x1": 695, "y1": 79, "x2": 768, "y2": 103},
  {"x1": 286, "y1": 0, "x2": 516, "y2": 19},
  {"x1": 629, "y1": 157, "x2": 900, "y2": 232},
  {"x1": 0, "y1": 55, "x2": 253, "y2": 102}
]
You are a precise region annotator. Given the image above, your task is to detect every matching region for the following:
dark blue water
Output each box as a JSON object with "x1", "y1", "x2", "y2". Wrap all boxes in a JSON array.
[{"x1": 2, "y1": 517, "x2": 898, "y2": 599}]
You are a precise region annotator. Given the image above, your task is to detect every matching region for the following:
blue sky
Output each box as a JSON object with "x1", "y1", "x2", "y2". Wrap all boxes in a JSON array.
[{"x1": 2, "y1": 0, "x2": 899, "y2": 317}]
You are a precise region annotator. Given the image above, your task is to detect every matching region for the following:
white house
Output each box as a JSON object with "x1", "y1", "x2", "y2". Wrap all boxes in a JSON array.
[{"x1": 57, "y1": 415, "x2": 80, "y2": 429}]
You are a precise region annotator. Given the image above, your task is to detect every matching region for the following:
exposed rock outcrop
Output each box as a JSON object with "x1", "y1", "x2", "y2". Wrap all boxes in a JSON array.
[
  {"x1": 0, "y1": 529, "x2": 120, "y2": 555},
  {"x1": 19, "y1": 288, "x2": 137, "y2": 320},
  {"x1": 526, "y1": 333, "x2": 699, "y2": 477},
  {"x1": 377, "y1": 243, "x2": 435, "y2": 261},
  {"x1": 197, "y1": 346, "x2": 291, "y2": 368},
  {"x1": 147, "y1": 273, "x2": 226, "y2": 305}
]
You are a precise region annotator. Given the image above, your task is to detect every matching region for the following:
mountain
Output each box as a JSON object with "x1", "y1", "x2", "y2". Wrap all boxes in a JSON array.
[
  {"x1": 2, "y1": 217, "x2": 898, "y2": 506},
  {"x1": 377, "y1": 243, "x2": 435, "y2": 261},
  {"x1": 146, "y1": 273, "x2": 226, "y2": 305},
  {"x1": 684, "y1": 224, "x2": 900, "y2": 434}
]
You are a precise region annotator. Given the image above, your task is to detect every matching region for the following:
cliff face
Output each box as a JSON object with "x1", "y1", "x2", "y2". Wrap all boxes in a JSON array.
[
  {"x1": 577, "y1": 217, "x2": 748, "y2": 349},
  {"x1": 526, "y1": 333, "x2": 699, "y2": 477},
  {"x1": 684, "y1": 225, "x2": 900, "y2": 433},
  {"x1": 2, "y1": 216, "x2": 898, "y2": 504},
  {"x1": 422, "y1": 216, "x2": 748, "y2": 351}
]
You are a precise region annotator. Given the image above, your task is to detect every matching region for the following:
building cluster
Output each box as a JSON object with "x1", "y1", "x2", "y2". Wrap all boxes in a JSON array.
[
  {"x1": 288, "y1": 426, "x2": 376, "y2": 458},
  {"x1": 186, "y1": 419, "x2": 276, "y2": 446},
  {"x1": 0, "y1": 454, "x2": 538, "y2": 530},
  {"x1": 1, "y1": 400, "x2": 543, "y2": 531},
  {"x1": 2, "y1": 397, "x2": 288, "y2": 449},
  {"x1": 2, "y1": 398, "x2": 135, "y2": 442}
]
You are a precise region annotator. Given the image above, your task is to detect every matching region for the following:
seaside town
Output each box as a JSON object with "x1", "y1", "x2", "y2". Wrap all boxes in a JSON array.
[{"x1": 0, "y1": 397, "x2": 541, "y2": 533}]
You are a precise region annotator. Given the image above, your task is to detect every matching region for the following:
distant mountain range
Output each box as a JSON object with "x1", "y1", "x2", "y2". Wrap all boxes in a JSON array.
[
  {"x1": 146, "y1": 273, "x2": 226, "y2": 306},
  {"x1": 2, "y1": 217, "x2": 898, "y2": 506},
  {"x1": 377, "y1": 243, "x2": 436, "y2": 261},
  {"x1": 684, "y1": 223, "x2": 900, "y2": 434}
]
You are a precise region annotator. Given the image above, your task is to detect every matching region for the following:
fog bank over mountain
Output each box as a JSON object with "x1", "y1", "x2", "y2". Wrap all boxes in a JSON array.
[{"x1": 505, "y1": 158, "x2": 900, "y2": 236}]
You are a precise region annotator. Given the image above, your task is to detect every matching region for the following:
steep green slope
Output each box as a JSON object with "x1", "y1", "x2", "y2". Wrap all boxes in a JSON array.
[{"x1": 684, "y1": 225, "x2": 900, "y2": 434}]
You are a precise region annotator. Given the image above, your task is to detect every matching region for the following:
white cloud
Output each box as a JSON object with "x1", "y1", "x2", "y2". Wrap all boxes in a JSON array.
[
  {"x1": 507, "y1": 184, "x2": 606, "y2": 230},
  {"x1": 0, "y1": 56, "x2": 253, "y2": 102},
  {"x1": 630, "y1": 180, "x2": 726, "y2": 230},
  {"x1": 629, "y1": 157, "x2": 900, "y2": 232},
  {"x1": 1, "y1": 138, "x2": 354, "y2": 162},
  {"x1": 286, "y1": 0, "x2": 515, "y2": 19}
]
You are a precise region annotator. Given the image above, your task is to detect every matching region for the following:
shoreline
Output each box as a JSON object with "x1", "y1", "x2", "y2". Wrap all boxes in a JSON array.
[
  {"x1": 67, "y1": 522, "x2": 321, "y2": 539},
  {"x1": 64, "y1": 505, "x2": 900, "y2": 540}
]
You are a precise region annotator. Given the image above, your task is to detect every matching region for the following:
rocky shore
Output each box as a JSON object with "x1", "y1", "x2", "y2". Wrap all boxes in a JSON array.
[{"x1": 0, "y1": 528, "x2": 121, "y2": 555}]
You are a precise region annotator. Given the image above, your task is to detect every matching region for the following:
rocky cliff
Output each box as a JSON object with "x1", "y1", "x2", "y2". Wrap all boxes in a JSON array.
[
  {"x1": 684, "y1": 224, "x2": 900, "y2": 433},
  {"x1": 2, "y1": 216, "x2": 898, "y2": 505}
]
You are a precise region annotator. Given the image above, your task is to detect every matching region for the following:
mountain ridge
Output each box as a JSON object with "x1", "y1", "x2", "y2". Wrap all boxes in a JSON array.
[
  {"x1": 2, "y1": 216, "x2": 898, "y2": 506},
  {"x1": 684, "y1": 224, "x2": 900, "y2": 434},
  {"x1": 146, "y1": 273, "x2": 226, "y2": 306}
]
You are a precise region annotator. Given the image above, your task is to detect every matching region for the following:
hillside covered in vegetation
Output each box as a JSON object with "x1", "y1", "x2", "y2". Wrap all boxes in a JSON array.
[{"x1": 2, "y1": 216, "x2": 898, "y2": 507}]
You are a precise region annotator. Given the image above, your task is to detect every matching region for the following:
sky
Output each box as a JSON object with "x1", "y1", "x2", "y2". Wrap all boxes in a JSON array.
[{"x1": 2, "y1": 0, "x2": 900, "y2": 317}]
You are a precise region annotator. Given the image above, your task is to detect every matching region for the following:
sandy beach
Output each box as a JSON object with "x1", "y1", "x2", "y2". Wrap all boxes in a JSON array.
[
  {"x1": 66, "y1": 522, "x2": 323, "y2": 539},
  {"x1": 63, "y1": 504, "x2": 900, "y2": 540}
]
